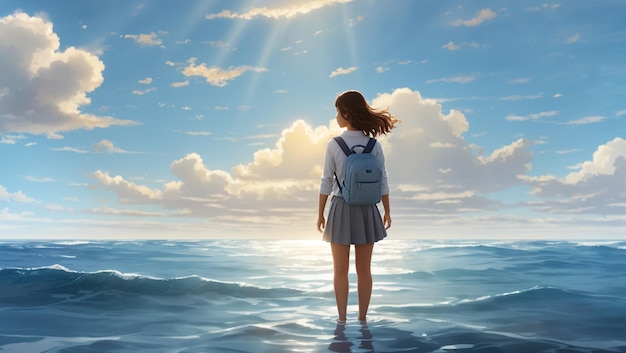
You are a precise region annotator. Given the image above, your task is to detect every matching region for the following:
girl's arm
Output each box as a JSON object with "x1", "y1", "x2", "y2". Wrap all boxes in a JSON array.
[
  {"x1": 317, "y1": 193, "x2": 329, "y2": 233},
  {"x1": 381, "y1": 193, "x2": 391, "y2": 229}
]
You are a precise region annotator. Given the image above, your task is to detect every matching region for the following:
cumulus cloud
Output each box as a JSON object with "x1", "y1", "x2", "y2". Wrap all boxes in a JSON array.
[
  {"x1": 329, "y1": 66, "x2": 357, "y2": 78},
  {"x1": 92, "y1": 170, "x2": 163, "y2": 204},
  {"x1": 206, "y1": 0, "x2": 352, "y2": 20},
  {"x1": 87, "y1": 87, "x2": 626, "y2": 234},
  {"x1": 92, "y1": 88, "x2": 538, "y2": 223},
  {"x1": 453, "y1": 8, "x2": 497, "y2": 27},
  {"x1": 374, "y1": 89, "x2": 533, "y2": 205},
  {"x1": 92, "y1": 121, "x2": 340, "y2": 219},
  {"x1": 521, "y1": 138, "x2": 626, "y2": 215},
  {"x1": 0, "y1": 12, "x2": 135, "y2": 135},
  {"x1": 0, "y1": 184, "x2": 36, "y2": 203},
  {"x1": 182, "y1": 58, "x2": 267, "y2": 87}
]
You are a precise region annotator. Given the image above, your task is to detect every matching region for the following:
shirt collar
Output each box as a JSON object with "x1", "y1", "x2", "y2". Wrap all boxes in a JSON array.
[{"x1": 341, "y1": 130, "x2": 368, "y2": 137}]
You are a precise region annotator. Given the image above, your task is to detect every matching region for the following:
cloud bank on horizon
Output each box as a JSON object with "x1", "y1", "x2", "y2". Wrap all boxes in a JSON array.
[{"x1": 0, "y1": 0, "x2": 625, "y2": 239}]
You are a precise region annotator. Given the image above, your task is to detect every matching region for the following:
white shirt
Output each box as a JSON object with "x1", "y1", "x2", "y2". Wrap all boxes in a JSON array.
[{"x1": 320, "y1": 130, "x2": 389, "y2": 196}]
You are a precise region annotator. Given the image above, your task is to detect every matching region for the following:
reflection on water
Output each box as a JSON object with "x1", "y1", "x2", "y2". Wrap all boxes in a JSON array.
[{"x1": 329, "y1": 323, "x2": 374, "y2": 352}]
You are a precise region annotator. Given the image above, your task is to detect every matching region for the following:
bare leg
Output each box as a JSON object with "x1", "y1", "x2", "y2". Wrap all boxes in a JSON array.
[
  {"x1": 331, "y1": 243, "x2": 350, "y2": 322},
  {"x1": 355, "y1": 243, "x2": 374, "y2": 322}
]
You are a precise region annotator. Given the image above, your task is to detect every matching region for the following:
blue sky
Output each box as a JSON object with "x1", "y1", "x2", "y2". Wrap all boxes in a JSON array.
[{"x1": 1, "y1": 0, "x2": 625, "y2": 239}]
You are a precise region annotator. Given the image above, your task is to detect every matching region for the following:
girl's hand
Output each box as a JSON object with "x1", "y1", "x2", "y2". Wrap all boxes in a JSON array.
[
  {"x1": 317, "y1": 216, "x2": 326, "y2": 233},
  {"x1": 383, "y1": 214, "x2": 392, "y2": 229}
]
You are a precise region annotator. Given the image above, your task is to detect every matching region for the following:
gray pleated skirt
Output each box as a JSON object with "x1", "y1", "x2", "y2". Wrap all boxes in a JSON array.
[{"x1": 322, "y1": 196, "x2": 387, "y2": 245}]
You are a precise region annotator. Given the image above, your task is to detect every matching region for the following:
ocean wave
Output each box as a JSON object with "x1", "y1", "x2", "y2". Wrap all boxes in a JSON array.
[
  {"x1": 377, "y1": 286, "x2": 606, "y2": 313},
  {"x1": 0, "y1": 265, "x2": 308, "y2": 306}
]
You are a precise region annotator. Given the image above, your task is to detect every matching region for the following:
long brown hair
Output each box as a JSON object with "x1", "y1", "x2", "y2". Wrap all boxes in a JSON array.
[{"x1": 335, "y1": 90, "x2": 399, "y2": 137}]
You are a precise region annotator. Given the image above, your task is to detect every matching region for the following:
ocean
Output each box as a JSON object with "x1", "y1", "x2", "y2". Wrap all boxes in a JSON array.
[{"x1": 1, "y1": 239, "x2": 625, "y2": 353}]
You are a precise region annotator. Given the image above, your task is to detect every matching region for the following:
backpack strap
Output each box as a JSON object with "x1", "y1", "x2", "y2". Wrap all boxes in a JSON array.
[
  {"x1": 333, "y1": 137, "x2": 352, "y2": 157},
  {"x1": 332, "y1": 137, "x2": 351, "y2": 194},
  {"x1": 363, "y1": 138, "x2": 377, "y2": 154},
  {"x1": 333, "y1": 137, "x2": 377, "y2": 155}
]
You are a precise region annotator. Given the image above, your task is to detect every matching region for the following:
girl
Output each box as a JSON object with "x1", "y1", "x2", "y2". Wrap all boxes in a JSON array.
[{"x1": 317, "y1": 90, "x2": 399, "y2": 324}]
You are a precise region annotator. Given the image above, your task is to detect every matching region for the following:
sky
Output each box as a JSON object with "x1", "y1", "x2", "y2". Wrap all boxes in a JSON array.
[{"x1": 1, "y1": 0, "x2": 625, "y2": 240}]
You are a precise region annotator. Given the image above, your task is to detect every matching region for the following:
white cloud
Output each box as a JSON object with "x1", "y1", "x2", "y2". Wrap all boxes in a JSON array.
[
  {"x1": 556, "y1": 149, "x2": 582, "y2": 155},
  {"x1": 565, "y1": 116, "x2": 605, "y2": 125},
  {"x1": 123, "y1": 32, "x2": 163, "y2": 46},
  {"x1": 442, "y1": 41, "x2": 460, "y2": 51},
  {"x1": 182, "y1": 58, "x2": 267, "y2": 87},
  {"x1": 139, "y1": 77, "x2": 153, "y2": 84},
  {"x1": 375, "y1": 66, "x2": 390, "y2": 73},
  {"x1": 206, "y1": 0, "x2": 353, "y2": 20},
  {"x1": 45, "y1": 203, "x2": 72, "y2": 212},
  {"x1": 499, "y1": 94, "x2": 543, "y2": 101},
  {"x1": 0, "y1": 12, "x2": 136, "y2": 135},
  {"x1": 373, "y1": 89, "x2": 532, "y2": 197},
  {"x1": 426, "y1": 75, "x2": 477, "y2": 84},
  {"x1": 132, "y1": 87, "x2": 156, "y2": 95},
  {"x1": 93, "y1": 139, "x2": 134, "y2": 153},
  {"x1": 170, "y1": 80, "x2": 190, "y2": 88},
  {"x1": 616, "y1": 110, "x2": 626, "y2": 117},
  {"x1": 50, "y1": 147, "x2": 88, "y2": 153},
  {"x1": 521, "y1": 138, "x2": 626, "y2": 215},
  {"x1": 526, "y1": 4, "x2": 561, "y2": 11},
  {"x1": 329, "y1": 66, "x2": 358, "y2": 78},
  {"x1": 0, "y1": 184, "x2": 36, "y2": 203},
  {"x1": 88, "y1": 207, "x2": 162, "y2": 217},
  {"x1": 1, "y1": 134, "x2": 26, "y2": 144},
  {"x1": 453, "y1": 8, "x2": 497, "y2": 27},
  {"x1": 442, "y1": 41, "x2": 480, "y2": 51},
  {"x1": 26, "y1": 176, "x2": 55, "y2": 182},
  {"x1": 92, "y1": 170, "x2": 163, "y2": 204},
  {"x1": 506, "y1": 110, "x2": 559, "y2": 122}
]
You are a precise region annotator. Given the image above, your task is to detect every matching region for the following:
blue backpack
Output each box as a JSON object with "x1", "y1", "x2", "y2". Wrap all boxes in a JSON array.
[{"x1": 333, "y1": 137, "x2": 383, "y2": 205}]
